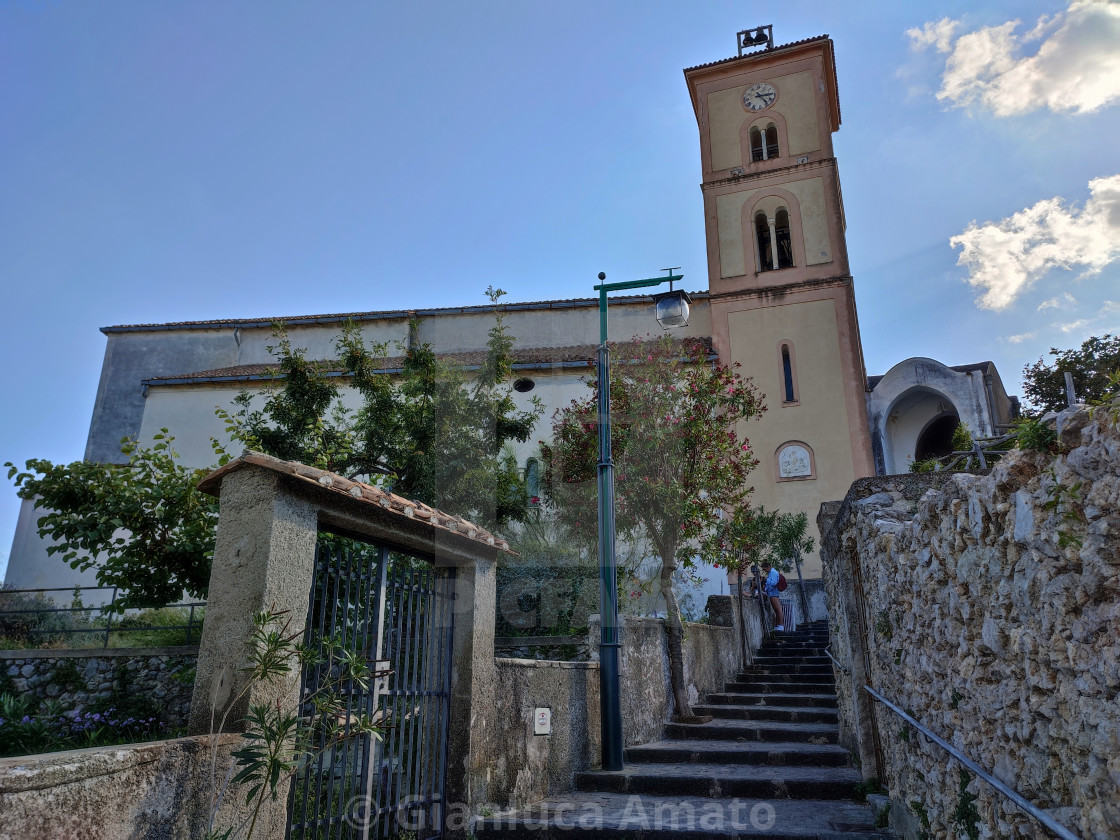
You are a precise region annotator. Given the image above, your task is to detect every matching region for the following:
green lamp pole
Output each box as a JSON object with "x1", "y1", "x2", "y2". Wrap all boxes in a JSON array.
[{"x1": 593, "y1": 269, "x2": 688, "y2": 771}]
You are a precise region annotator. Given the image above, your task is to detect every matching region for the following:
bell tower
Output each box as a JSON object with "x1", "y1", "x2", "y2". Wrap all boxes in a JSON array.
[{"x1": 685, "y1": 29, "x2": 874, "y2": 577}]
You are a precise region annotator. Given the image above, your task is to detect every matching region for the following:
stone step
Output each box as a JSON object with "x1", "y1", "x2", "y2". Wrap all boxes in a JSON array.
[
  {"x1": 625, "y1": 738, "x2": 851, "y2": 767},
  {"x1": 664, "y1": 718, "x2": 839, "y2": 744},
  {"x1": 753, "y1": 655, "x2": 831, "y2": 665},
  {"x1": 728, "y1": 680, "x2": 836, "y2": 696},
  {"x1": 755, "y1": 650, "x2": 831, "y2": 658},
  {"x1": 761, "y1": 635, "x2": 829, "y2": 644},
  {"x1": 706, "y1": 691, "x2": 839, "y2": 708},
  {"x1": 574, "y1": 762, "x2": 863, "y2": 801},
  {"x1": 730, "y1": 672, "x2": 835, "y2": 687},
  {"x1": 741, "y1": 663, "x2": 835, "y2": 676},
  {"x1": 694, "y1": 704, "x2": 839, "y2": 724},
  {"x1": 473, "y1": 792, "x2": 894, "y2": 839}
]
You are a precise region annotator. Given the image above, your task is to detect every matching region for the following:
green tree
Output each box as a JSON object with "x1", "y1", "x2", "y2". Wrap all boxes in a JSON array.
[
  {"x1": 1022, "y1": 333, "x2": 1120, "y2": 414},
  {"x1": 542, "y1": 335, "x2": 764, "y2": 717},
  {"x1": 10, "y1": 288, "x2": 542, "y2": 606},
  {"x1": 6, "y1": 432, "x2": 224, "y2": 610},
  {"x1": 223, "y1": 286, "x2": 541, "y2": 530}
]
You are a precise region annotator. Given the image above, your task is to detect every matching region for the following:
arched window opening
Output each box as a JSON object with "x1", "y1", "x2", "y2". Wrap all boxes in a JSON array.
[
  {"x1": 781, "y1": 344, "x2": 797, "y2": 404},
  {"x1": 764, "y1": 125, "x2": 779, "y2": 159},
  {"x1": 525, "y1": 458, "x2": 541, "y2": 506},
  {"x1": 915, "y1": 414, "x2": 960, "y2": 461},
  {"x1": 749, "y1": 127, "x2": 764, "y2": 162},
  {"x1": 755, "y1": 213, "x2": 774, "y2": 272},
  {"x1": 775, "y1": 208, "x2": 793, "y2": 269}
]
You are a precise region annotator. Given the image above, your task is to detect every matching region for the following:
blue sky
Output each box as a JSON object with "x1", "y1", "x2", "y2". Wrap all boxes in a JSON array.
[{"x1": 2, "y1": 0, "x2": 1119, "y2": 574}]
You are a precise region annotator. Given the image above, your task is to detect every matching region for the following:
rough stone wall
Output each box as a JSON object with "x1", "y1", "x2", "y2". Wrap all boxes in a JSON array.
[
  {"x1": 0, "y1": 647, "x2": 196, "y2": 728},
  {"x1": 0, "y1": 734, "x2": 254, "y2": 840},
  {"x1": 823, "y1": 406, "x2": 1120, "y2": 839}
]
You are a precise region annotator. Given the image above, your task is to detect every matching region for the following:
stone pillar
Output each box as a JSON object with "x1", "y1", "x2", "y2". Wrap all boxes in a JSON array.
[
  {"x1": 189, "y1": 467, "x2": 319, "y2": 735},
  {"x1": 187, "y1": 466, "x2": 319, "y2": 838},
  {"x1": 768, "y1": 219, "x2": 780, "y2": 270},
  {"x1": 441, "y1": 553, "x2": 498, "y2": 831}
]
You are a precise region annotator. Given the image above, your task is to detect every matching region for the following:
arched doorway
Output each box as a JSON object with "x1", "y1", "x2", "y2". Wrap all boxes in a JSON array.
[
  {"x1": 915, "y1": 413, "x2": 960, "y2": 461},
  {"x1": 883, "y1": 387, "x2": 961, "y2": 473}
]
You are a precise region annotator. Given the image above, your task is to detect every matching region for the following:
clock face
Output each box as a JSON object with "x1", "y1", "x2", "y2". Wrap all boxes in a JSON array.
[{"x1": 743, "y1": 82, "x2": 776, "y2": 111}]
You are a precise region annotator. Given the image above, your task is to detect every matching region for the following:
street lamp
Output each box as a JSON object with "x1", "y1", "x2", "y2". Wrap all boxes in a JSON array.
[{"x1": 593, "y1": 268, "x2": 687, "y2": 772}]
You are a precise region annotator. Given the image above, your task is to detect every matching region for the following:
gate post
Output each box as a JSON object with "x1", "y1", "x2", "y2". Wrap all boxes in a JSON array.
[
  {"x1": 188, "y1": 464, "x2": 320, "y2": 837},
  {"x1": 440, "y1": 551, "x2": 498, "y2": 832}
]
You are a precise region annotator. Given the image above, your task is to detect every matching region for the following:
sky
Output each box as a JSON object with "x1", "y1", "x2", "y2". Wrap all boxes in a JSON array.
[{"x1": 2, "y1": 0, "x2": 1119, "y2": 576}]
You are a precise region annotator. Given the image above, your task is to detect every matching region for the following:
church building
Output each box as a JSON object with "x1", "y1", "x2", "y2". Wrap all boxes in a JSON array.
[{"x1": 5, "y1": 30, "x2": 1015, "y2": 593}]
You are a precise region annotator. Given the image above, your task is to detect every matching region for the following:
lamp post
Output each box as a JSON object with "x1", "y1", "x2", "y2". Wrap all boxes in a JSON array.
[{"x1": 593, "y1": 269, "x2": 689, "y2": 771}]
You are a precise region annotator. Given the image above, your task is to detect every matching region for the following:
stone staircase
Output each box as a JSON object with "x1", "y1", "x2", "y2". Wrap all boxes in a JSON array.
[{"x1": 474, "y1": 620, "x2": 893, "y2": 839}]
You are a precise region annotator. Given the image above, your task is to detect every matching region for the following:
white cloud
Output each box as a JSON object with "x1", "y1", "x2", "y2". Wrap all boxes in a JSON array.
[
  {"x1": 910, "y1": 1, "x2": 1120, "y2": 116},
  {"x1": 1104, "y1": 300, "x2": 1120, "y2": 312},
  {"x1": 1037, "y1": 292, "x2": 1078, "y2": 311},
  {"x1": 1005, "y1": 332, "x2": 1037, "y2": 344},
  {"x1": 906, "y1": 18, "x2": 960, "y2": 53},
  {"x1": 951, "y1": 174, "x2": 1120, "y2": 310},
  {"x1": 1056, "y1": 318, "x2": 1093, "y2": 333}
]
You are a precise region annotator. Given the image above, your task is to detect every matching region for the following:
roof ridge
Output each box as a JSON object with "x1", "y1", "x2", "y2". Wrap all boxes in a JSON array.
[{"x1": 102, "y1": 291, "x2": 711, "y2": 334}]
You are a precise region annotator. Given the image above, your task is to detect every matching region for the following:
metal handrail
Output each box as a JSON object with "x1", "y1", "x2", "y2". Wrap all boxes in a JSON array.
[
  {"x1": 824, "y1": 645, "x2": 850, "y2": 675},
  {"x1": 864, "y1": 685, "x2": 1080, "y2": 840}
]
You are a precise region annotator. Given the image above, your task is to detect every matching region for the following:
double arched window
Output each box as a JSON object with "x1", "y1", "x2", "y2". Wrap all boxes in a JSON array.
[
  {"x1": 749, "y1": 123, "x2": 779, "y2": 162},
  {"x1": 754, "y1": 208, "x2": 794, "y2": 272}
]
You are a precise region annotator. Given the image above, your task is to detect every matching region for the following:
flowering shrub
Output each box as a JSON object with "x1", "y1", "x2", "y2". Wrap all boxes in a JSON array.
[
  {"x1": 541, "y1": 334, "x2": 765, "y2": 716},
  {"x1": 0, "y1": 692, "x2": 171, "y2": 758}
]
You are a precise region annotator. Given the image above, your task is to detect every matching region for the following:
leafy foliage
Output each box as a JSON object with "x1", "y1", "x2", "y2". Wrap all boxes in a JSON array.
[
  {"x1": 6, "y1": 432, "x2": 223, "y2": 611},
  {"x1": 950, "y1": 422, "x2": 973, "y2": 454},
  {"x1": 1022, "y1": 333, "x2": 1120, "y2": 414},
  {"x1": 712, "y1": 507, "x2": 815, "y2": 576},
  {"x1": 497, "y1": 509, "x2": 597, "y2": 638},
  {"x1": 220, "y1": 286, "x2": 542, "y2": 531},
  {"x1": 0, "y1": 692, "x2": 171, "y2": 758},
  {"x1": 1011, "y1": 416, "x2": 1058, "y2": 454},
  {"x1": 8, "y1": 289, "x2": 541, "y2": 609},
  {"x1": 542, "y1": 334, "x2": 764, "y2": 716},
  {"x1": 542, "y1": 335, "x2": 764, "y2": 563},
  {"x1": 205, "y1": 609, "x2": 383, "y2": 840}
]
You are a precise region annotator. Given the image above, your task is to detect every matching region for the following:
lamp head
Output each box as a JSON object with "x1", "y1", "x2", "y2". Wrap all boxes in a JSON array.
[{"x1": 653, "y1": 288, "x2": 692, "y2": 329}]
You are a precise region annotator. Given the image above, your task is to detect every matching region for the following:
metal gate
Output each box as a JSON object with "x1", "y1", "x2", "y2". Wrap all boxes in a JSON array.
[{"x1": 287, "y1": 534, "x2": 455, "y2": 840}]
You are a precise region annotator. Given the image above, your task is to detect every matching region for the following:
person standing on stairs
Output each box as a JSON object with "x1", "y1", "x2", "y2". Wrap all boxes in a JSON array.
[{"x1": 759, "y1": 562, "x2": 784, "y2": 631}]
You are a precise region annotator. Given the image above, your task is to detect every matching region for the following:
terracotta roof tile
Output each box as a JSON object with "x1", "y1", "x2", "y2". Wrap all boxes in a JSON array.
[{"x1": 197, "y1": 451, "x2": 514, "y2": 554}]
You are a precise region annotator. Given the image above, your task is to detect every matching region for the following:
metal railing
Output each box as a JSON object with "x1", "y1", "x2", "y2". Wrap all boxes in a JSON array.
[
  {"x1": 864, "y1": 685, "x2": 1080, "y2": 840},
  {"x1": 823, "y1": 645, "x2": 849, "y2": 675},
  {"x1": 918, "y1": 430, "x2": 1017, "y2": 472},
  {"x1": 0, "y1": 586, "x2": 205, "y2": 649}
]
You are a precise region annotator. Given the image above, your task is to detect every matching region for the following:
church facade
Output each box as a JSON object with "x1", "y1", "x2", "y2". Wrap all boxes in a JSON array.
[{"x1": 5, "y1": 32, "x2": 1015, "y2": 592}]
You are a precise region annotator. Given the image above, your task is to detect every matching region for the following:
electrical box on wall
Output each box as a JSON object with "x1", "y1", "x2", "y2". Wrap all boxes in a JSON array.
[{"x1": 534, "y1": 707, "x2": 551, "y2": 736}]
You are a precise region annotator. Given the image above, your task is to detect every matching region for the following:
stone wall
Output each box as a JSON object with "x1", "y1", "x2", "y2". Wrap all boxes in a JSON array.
[
  {"x1": 0, "y1": 647, "x2": 196, "y2": 729},
  {"x1": 0, "y1": 734, "x2": 249, "y2": 840},
  {"x1": 485, "y1": 599, "x2": 761, "y2": 811},
  {"x1": 822, "y1": 406, "x2": 1120, "y2": 839}
]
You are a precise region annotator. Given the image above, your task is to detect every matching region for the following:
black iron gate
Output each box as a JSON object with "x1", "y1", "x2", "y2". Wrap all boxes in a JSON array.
[{"x1": 288, "y1": 535, "x2": 455, "y2": 840}]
